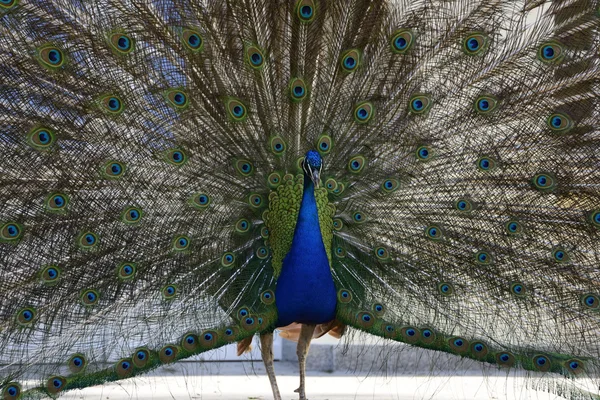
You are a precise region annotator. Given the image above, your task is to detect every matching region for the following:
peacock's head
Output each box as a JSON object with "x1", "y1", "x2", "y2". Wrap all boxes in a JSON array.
[{"x1": 303, "y1": 150, "x2": 322, "y2": 187}]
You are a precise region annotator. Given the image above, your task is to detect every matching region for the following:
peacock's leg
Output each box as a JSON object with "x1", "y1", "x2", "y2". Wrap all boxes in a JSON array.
[
  {"x1": 259, "y1": 331, "x2": 282, "y2": 400},
  {"x1": 294, "y1": 323, "x2": 316, "y2": 400}
]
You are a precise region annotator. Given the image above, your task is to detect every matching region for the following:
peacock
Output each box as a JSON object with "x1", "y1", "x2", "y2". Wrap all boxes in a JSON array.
[{"x1": 0, "y1": 0, "x2": 598, "y2": 399}]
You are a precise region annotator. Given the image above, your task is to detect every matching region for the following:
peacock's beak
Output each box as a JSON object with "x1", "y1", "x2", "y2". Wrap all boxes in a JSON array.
[{"x1": 311, "y1": 168, "x2": 320, "y2": 188}]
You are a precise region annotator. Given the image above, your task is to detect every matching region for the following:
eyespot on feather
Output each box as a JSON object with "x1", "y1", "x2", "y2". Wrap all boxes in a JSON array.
[
  {"x1": 340, "y1": 49, "x2": 361, "y2": 72},
  {"x1": 38, "y1": 45, "x2": 65, "y2": 68},
  {"x1": 182, "y1": 29, "x2": 204, "y2": 52},
  {"x1": 46, "y1": 376, "x2": 66, "y2": 394},
  {"x1": 390, "y1": 29, "x2": 414, "y2": 53},
  {"x1": 463, "y1": 33, "x2": 488, "y2": 55},
  {"x1": 132, "y1": 348, "x2": 150, "y2": 368},
  {"x1": 109, "y1": 33, "x2": 134, "y2": 54},
  {"x1": 159, "y1": 345, "x2": 178, "y2": 363},
  {"x1": 295, "y1": 0, "x2": 315, "y2": 22},
  {"x1": 27, "y1": 127, "x2": 56, "y2": 150},
  {"x1": 115, "y1": 358, "x2": 134, "y2": 378}
]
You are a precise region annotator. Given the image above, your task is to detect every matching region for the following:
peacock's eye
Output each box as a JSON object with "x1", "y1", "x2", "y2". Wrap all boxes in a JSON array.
[{"x1": 340, "y1": 49, "x2": 361, "y2": 72}]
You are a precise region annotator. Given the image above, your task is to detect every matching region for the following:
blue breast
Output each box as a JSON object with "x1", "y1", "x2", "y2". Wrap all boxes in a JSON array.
[{"x1": 275, "y1": 179, "x2": 337, "y2": 327}]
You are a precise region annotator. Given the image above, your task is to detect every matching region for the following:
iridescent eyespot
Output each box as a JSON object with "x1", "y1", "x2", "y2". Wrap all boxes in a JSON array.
[
  {"x1": 334, "y1": 246, "x2": 346, "y2": 258},
  {"x1": 78, "y1": 231, "x2": 98, "y2": 249},
  {"x1": 463, "y1": 33, "x2": 488, "y2": 55},
  {"x1": 510, "y1": 282, "x2": 526, "y2": 296},
  {"x1": 538, "y1": 41, "x2": 564, "y2": 64},
  {"x1": 68, "y1": 354, "x2": 87, "y2": 374},
  {"x1": 475, "y1": 95, "x2": 497, "y2": 114},
  {"x1": 324, "y1": 178, "x2": 337, "y2": 192},
  {"x1": 454, "y1": 198, "x2": 473, "y2": 212},
  {"x1": 173, "y1": 235, "x2": 190, "y2": 251},
  {"x1": 115, "y1": 358, "x2": 133, "y2": 378},
  {"x1": 182, "y1": 333, "x2": 199, "y2": 351},
  {"x1": 438, "y1": 282, "x2": 454, "y2": 296},
  {"x1": 384, "y1": 325, "x2": 395, "y2": 336},
  {"x1": 296, "y1": 0, "x2": 315, "y2": 22},
  {"x1": 133, "y1": 348, "x2": 150, "y2": 368},
  {"x1": 41, "y1": 265, "x2": 60, "y2": 284},
  {"x1": 340, "y1": 49, "x2": 361, "y2": 72},
  {"x1": 401, "y1": 327, "x2": 420, "y2": 343},
  {"x1": 190, "y1": 193, "x2": 210, "y2": 210},
  {"x1": 333, "y1": 182, "x2": 345, "y2": 195},
  {"x1": 201, "y1": 331, "x2": 218, "y2": 347},
  {"x1": 0, "y1": 0, "x2": 17, "y2": 9},
  {"x1": 547, "y1": 113, "x2": 573, "y2": 133},
  {"x1": 352, "y1": 211, "x2": 366, "y2": 223},
  {"x1": 226, "y1": 99, "x2": 248, "y2": 121},
  {"x1": 246, "y1": 45, "x2": 264, "y2": 68},
  {"x1": 533, "y1": 355, "x2": 551, "y2": 372},
  {"x1": 505, "y1": 220, "x2": 523, "y2": 235},
  {"x1": 267, "y1": 172, "x2": 281, "y2": 188},
  {"x1": 47, "y1": 376, "x2": 66, "y2": 394},
  {"x1": 100, "y1": 95, "x2": 124, "y2": 114},
  {"x1": 390, "y1": 29, "x2": 414, "y2": 53},
  {"x1": 162, "y1": 285, "x2": 177, "y2": 299},
  {"x1": 38, "y1": 45, "x2": 65, "y2": 68},
  {"x1": 81, "y1": 289, "x2": 99, "y2": 306},
  {"x1": 122, "y1": 206, "x2": 142, "y2": 224},
  {"x1": 261, "y1": 290, "x2": 275, "y2": 305},
  {"x1": 3, "y1": 383, "x2": 21, "y2": 400},
  {"x1": 248, "y1": 193, "x2": 263, "y2": 208},
  {"x1": 109, "y1": 33, "x2": 134, "y2": 54},
  {"x1": 581, "y1": 294, "x2": 599, "y2": 309},
  {"x1": 532, "y1": 173, "x2": 556, "y2": 192},
  {"x1": 289, "y1": 77, "x2": 307, "y2": 101},
  {"x1": 103, "y1": 161, "x2": 125, "y2": 178},
  {"x1": 261, "y1": 226, "x2": 269, "y2": 238},
  {"x1": 159, "y1": 345, "x2": 178, "y2": 363},
  {"x1": 16, "y1": 307, "x2": 35, "y2": 325},
  {"x1": 357, "y1": 312, "x2": 375, "y2": 328},
  {"x1": 372, "y1": 303, "x2": 385, "y2": 316},
  {"x1": 449, "y1": 337, "x2": 469, "y2": 353},
  {"x1": 165, "y1": 89, "x2": 188, "y2": 109},
  {"x1": 270, "y1": 136, "x2": 287, "y2": 155},
  {"x1": 166, "y1": 149, "x2": 187, "y2": 165},
  {"x1": 338, "y1": 289, "x2": 352, "y2": 303},
  {"x1": 235, "y1": 218, "x2": 250, "y2": 233},
  {"x1": 475, "y1": 250, "x2": 492, "y2": 265},
  {"x1": 471, "y1": 342, "x2": 488, "y2": 358},
  {"x1": 552, "y1": 247, "x2": 569, "y2": 263},
  {"x1": 235, "y1": 159, "x2": 254, "y2": 176},
  {"x1": 347, "y1": 155, "x2": 365, "y2": 173},
  {"x1": 416, "y1": 145, "x2": 431, "y2": 160},
  {"x1": 375, "y1": 247, "x2": 389, "y2": 260},
  {"x1": 221, "y1": 252, "x2": 235, "y2": 268},
  {"x1": 317, "y1": 134, "x2": 333, "y2": 154},
  {"x1": 496, "y1": 352, "x2": 515, "y2": 367},
  {"x1": 182, "y1": 29, "x2": 204, "y2": 52},
  {"x1": 44, "y1": 192, "x2": 68, "y2": 212},
  {"x1": 332, "y1": 218, "x2": 343, "y2": 231},
  {"x1": 256, "y1": 246, "x2": 269, "y2": 259},
  {"x1": 566, "y1": 359, "x2": 584, "y2": 375},
  {"x1": 381, "y1": 178, "x2": 399, "y2": 193},
  {"x1": 0, "y1": 222, "x2": 22, "y2": 242},
  {"x1": 409, "y1": 94, "x2": 431, "y2": 114},
  {"x1": 425, "y1": 225, "x2": 443, "y2": 240},
  {"x1": 28, "y1": 127, "x2": 56, "y2": 149},
  {"x1": 354, "y1": 102, "x2": 373, "y2": 123},
  {"x1": 476, "y1": 156, "x2": 496, "y2": 171},
  {"x1": 118, "y1": 263, "x2": 136, "y2": 281}
]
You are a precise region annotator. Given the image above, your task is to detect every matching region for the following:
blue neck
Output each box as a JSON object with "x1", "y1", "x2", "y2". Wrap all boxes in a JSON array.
[{"x1": 274, "y1": 175, "x2": 337, "y2": 326}]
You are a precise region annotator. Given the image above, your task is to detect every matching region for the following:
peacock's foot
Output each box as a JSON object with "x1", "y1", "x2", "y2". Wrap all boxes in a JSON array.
[{"x1": 294, "y1": 386, "x2": 307, "y2": 400}]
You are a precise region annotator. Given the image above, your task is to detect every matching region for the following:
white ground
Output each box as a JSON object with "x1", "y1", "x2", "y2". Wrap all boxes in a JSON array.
[{"x1": 55, "y1": 361, "x2": 563, "y2": 400}]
